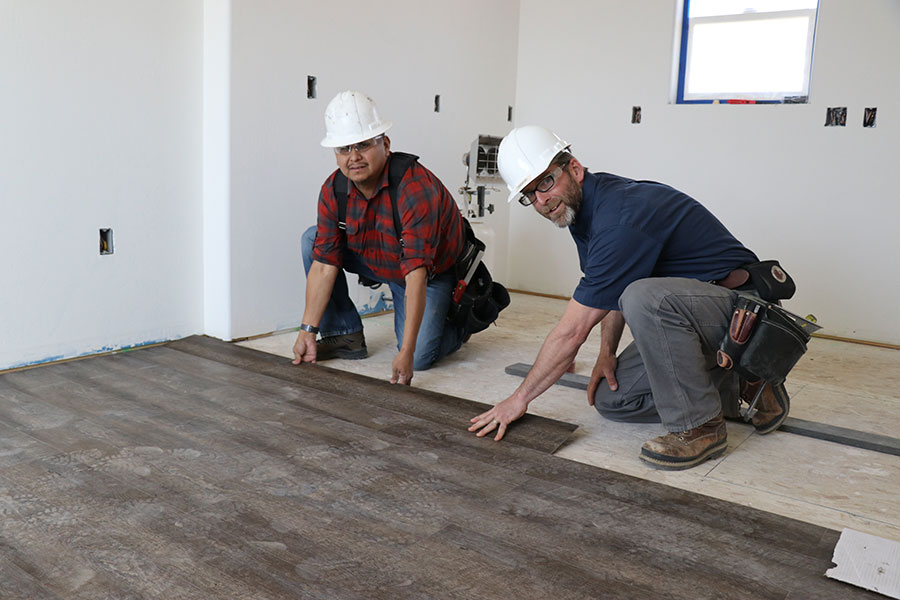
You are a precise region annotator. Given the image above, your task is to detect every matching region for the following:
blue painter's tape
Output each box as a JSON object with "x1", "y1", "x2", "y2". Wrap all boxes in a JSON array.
[
  {"x1": 358, "y1": 291, "x2": 393, "y2": 316},
  {"x1": 4, "y1": 338, "x2": 174, "y2": 371}
]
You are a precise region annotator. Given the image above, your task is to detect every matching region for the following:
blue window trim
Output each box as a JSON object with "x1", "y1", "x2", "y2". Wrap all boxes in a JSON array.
[
  {"x1": 676, "y1": 0, "x2": 693, "y2": 104},
  {"x1": 675, "y1": 0, "x2": 810, "y2": 105}
]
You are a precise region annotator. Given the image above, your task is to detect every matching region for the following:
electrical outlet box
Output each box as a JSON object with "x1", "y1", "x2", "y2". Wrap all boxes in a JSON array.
[
  {"x1": 863, "y1": 108, "x2": 877, "y2": 128},
  {"x1": 825, "y1": 107, "x2": 847, "y2": 127},
  {"x1": 100, "y1": 228, "x2": 114, "y2": 255}
]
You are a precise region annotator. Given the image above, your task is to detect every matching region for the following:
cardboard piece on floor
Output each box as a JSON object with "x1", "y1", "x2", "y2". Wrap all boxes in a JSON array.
[{"x1": 826, "y1": 528, "x2": 900, "y2": 598}]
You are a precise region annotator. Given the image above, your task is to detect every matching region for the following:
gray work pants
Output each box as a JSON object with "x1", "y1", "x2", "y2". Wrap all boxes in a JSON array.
[{"x1": 592, "y1": 277, "x2": 741, "y2": 432}]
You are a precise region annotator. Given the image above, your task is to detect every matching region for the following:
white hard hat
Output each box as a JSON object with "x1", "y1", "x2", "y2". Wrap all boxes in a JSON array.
[
  {"x1": 497, "y1": 125, "x2": 570, "y2": 203},
  {"x1": 320, "y1": 90, "x2": 393, "y2": 148}
]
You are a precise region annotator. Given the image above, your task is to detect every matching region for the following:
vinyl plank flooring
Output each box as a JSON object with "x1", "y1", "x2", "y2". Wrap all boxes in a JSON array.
[
  {"x1": 400, "y1": 524, "x2": 654, "y2": 600},
  {"x1": 379, "y1": 415, "x2": 842, "y2": 561},
  {"x1": 0, "y1": 337, "x2": 884, "y2": 599},
  {"x1": 168, "y1": 335, "x2": 577, "y2": 453},
  {"x1": 0, "y1": 461, "x2": 318, "y2": 600},
  {"x1": 0, "y1": 494, "x2": 178, "y2": 599},
  {"x1": 0, "y1": 558, "x2": 65, "y2": 600}
]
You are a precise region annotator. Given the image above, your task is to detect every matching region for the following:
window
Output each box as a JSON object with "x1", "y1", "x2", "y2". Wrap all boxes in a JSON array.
[{"x1": 674, "y1": 0, "x2": 819, "y2": 103}]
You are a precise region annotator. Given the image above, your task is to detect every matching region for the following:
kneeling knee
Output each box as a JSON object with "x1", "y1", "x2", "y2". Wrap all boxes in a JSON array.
[
  {"x1": 593, "y1": 388, "x2": 661, "y2": 424},
  {"x1": 619, "y1": 279, "x2": 660, "y2": 317},
  {"x1": 413, "y1": 353, "x2": 437, "y2": 371}
]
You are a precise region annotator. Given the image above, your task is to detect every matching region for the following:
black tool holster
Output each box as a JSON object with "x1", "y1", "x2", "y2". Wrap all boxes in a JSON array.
[
  {"x1": 716, "y1": 293, "x2": 819, "y2": 385},
  {"x1": 445, "y1": 220, "x2": 510, "y2": 336}
]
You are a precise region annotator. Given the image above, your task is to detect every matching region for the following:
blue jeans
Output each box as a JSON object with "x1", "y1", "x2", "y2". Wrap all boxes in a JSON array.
[{"x1": 301, "y1": 226, "x2": 465, "y2": 370}]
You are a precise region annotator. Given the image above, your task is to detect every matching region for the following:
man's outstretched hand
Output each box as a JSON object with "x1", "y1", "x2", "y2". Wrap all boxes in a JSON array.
[{"x1": 468, "y1": 396, "x2": 528, "y2": 441}]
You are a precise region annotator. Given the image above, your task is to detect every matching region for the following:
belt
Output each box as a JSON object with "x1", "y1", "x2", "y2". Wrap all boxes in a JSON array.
[{"x1": 716, "y1": 268, "x2": 750, "y2": 290}]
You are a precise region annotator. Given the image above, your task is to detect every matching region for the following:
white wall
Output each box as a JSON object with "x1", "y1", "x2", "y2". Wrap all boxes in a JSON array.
[
  {"x1": 5, "y1": 0, "x2": 896, "y2": 370},
  {"x1": 1, "y1": 0, "x2": 518, "y2": 367},
  {"x1": 223, "y1": 0, "x2": 519, "y2": 339},
  {"x1": 203, "y1": 0, "x2": 233, "y2": 340},
  {"x1": 0, "y1": 1, "x2": 204, "y2": 370},
  {"x1": 510, "y1": 0, "x2": 900, "y2": 344}
]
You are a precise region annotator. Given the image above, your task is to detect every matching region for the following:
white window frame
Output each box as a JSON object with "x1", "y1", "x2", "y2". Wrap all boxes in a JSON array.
[{"x1": 674, "y1": 3, "x2": 818, "y2": 103}]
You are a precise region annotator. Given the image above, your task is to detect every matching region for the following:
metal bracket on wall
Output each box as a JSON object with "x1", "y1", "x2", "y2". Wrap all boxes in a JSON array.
[{"x1": 504, "y1": 362, "x2": 900, "y2": 458}]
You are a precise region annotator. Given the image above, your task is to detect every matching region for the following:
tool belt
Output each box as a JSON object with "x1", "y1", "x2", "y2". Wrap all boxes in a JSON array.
[
  {"x1": 718, "y1": 260, "x2": 796, "y2": 302},
  {"x1": 717, "y1": 293, "x2": 821, "y2": 384},
  {"x1": 446, "y1": 220, "x2": 510, "y2": 336}
]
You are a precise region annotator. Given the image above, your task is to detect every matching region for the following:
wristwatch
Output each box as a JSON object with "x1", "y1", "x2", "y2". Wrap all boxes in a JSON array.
[{"x1": 299, "y1": 323, "x2": 319, "y2": 334}]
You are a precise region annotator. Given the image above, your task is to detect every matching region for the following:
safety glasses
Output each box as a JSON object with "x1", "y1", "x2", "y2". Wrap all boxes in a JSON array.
[
  {"x1": 517, "y1": 161, "x2": 570, "y2": 206},
  {"x1": 334, "y1": 135, "x2": 384, "y2": 156}
]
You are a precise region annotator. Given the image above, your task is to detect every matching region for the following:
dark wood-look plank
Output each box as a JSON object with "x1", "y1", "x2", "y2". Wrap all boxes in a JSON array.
[
  {"x1": 379, "y1": 416, "x2": 841, "y2": 562},
  {"x1": 0, "y1": 337, "x2": 883, "y2": 599},
  {"x1": 0, "y1": 558, "x2": 66, "y2": 600},
  {"x1": 168, "y1": 335, "x2": 577, "y2": 453}
]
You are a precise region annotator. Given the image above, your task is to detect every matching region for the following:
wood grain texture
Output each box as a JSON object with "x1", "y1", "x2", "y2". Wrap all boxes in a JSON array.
[
  {"x1": 169, "y1": 335, "x2": 578, "y2": 454},
  {"x1": 0, "y1": 336, "x2": 880, "y2": 599}
]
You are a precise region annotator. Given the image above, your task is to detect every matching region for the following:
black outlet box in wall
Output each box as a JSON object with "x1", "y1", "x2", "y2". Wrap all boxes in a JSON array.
[{"x1": 100, "y1": 228, "x2": 114, "y2": 255}]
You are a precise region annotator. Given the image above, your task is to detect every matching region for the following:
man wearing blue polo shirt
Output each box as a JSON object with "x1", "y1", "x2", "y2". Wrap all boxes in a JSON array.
[{"x1": 468, "y1": 125, "x2": 789, "y2": 470}]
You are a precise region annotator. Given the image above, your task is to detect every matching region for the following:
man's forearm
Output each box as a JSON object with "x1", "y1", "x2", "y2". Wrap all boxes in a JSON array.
[
  {"x1": 600, "y1": 310, "x2": 626, "y2": 357},
  {"x1": 302, "y1": 261, "x2": 339, "y2": 327},
  {"x1": 400, "y1": 267, "x2": 427, "y2": 354},
  {"x1": 512, "y1": 327, "x2": 584, "y2": 405},
  {"x1": 511, "y1": 299, "x2": 608, "y2": 407}
]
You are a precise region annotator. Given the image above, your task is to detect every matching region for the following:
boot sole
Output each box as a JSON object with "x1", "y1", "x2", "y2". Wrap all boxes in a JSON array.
[
  {"x1": 639, "y1": 438, "x2": 728, "y2": 471},
  {"x1": 753, "y1": 384, "x2": 790, "y2": 435}
]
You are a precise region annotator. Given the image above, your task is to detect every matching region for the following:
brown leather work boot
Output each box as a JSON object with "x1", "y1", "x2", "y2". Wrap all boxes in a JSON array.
[
  {"x1": 315, "y1": 331, "x2": 367, "y2": 361},
  {"x1": 741, "y1": 380, "x2": 790, "y2": 434},
  {"x1": 639, "y1": 413, "x2": 728, "y2": 470}
]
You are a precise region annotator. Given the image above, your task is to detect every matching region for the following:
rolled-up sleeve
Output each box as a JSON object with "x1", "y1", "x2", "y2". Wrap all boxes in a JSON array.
[
  {"x1": 395, "y1": 168, "x2": 442, "y2": 277},
  {"x1": 311, "y1": 175, "x2": 344, "y2": 268}
]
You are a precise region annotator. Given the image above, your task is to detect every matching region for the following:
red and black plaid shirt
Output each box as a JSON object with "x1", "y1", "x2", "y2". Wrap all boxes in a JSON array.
[{"x1": 312, "y1": 155, "x2": 465, "y2": 283}]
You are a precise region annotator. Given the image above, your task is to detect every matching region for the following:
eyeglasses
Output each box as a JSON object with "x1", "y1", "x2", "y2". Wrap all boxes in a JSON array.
[
  {"x1": 334, "y1": 135, "x2": 384, "y2": 156},
  {"x1": 517, "y1": 161, "x2": 569, "y2": 206}
]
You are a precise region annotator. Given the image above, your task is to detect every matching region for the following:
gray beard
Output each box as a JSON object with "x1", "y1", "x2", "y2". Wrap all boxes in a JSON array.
[
  {"x1": 551, "y1": 169, "x2": 582, "y2": 227},
  {"x1": 552, "y1": 204, "x2": 577, "y2": 228}
]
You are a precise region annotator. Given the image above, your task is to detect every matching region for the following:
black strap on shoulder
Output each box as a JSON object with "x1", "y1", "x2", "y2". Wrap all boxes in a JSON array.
[{"x1": 333, "y1": 152, "x2": 419, "y2": 248}]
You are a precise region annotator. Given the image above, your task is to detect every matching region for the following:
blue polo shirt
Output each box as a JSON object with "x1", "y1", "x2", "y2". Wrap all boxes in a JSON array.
[{"x1": 570, "y1": 172, "x2": 758, "y2": 310}]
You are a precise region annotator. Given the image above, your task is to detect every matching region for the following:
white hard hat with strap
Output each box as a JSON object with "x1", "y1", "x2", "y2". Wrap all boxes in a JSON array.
[
  {"x1": 321, "y1": 90, "x2": 393, "y2": 148},
  {"x1": 497, "y1": 125, "x2": 570, "y2": 203}
]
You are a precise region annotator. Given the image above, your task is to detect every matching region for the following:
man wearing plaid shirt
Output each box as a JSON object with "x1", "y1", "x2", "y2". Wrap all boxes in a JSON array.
[{"x1": 292, "y1": 91, "x2": 467, "y2": 385}]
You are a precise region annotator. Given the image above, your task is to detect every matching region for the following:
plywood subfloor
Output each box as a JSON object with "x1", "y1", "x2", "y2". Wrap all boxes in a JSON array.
[{"x1": 0, "y1": 336, "x2": 880, "y2": 599}]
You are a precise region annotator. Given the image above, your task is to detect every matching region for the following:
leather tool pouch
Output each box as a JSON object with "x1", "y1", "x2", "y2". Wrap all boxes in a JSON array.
[
  {"x1": 446, "y1": 220, "x2": 510, "y2": 336},
  {"x1": 716, "y1": 294, "x2": 820, "y2": 384},
  {"x1": 743, "y1": 260, "x2": 796, "y2": 302},
  {"x1": 446, "y1": 262, "x2": 511, "y2": 335}
]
